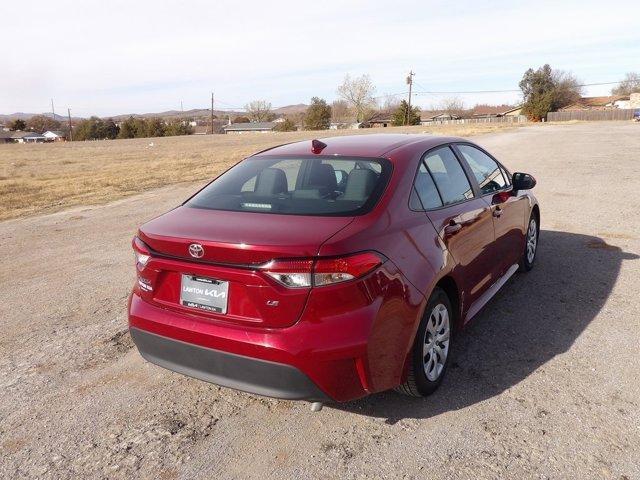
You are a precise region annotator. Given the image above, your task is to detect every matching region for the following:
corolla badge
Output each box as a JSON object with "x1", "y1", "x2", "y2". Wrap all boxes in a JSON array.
[{"x1": 188, "y1": 243, "x2": 204, "y2": 258}]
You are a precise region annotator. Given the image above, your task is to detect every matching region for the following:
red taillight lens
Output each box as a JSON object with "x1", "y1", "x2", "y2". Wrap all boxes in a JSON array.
[
  {"x1": 132, "y1": 236, "x2": 151, "y2": 267},
  {"x1": 261, "y1": 259, "x2": 313, "y2": 288},
  {"x1": 260, "y1": 252, "x2": 383, "y2": 288},
  {"x1": 314, "y1": 252, "x2": 383, "y2": 286}
]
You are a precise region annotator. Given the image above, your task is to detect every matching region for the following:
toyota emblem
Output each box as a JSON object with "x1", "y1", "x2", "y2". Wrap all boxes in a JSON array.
[{"x1": 188, "y1": 243, "x2": 204, "y2": 258}]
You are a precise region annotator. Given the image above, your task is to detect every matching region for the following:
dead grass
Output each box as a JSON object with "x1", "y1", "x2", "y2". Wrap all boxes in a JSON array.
[{"x1": 0, "y1": 123, "x2": 521, "y2": 221}]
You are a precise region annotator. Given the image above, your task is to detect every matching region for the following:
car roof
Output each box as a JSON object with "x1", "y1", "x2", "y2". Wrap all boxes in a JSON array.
[{"x1": 254, "y1": 134, "x2": 466, "y2": 159}]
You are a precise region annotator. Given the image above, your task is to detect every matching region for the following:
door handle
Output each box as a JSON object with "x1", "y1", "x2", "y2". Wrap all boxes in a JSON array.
[
  {"x1": 444, "y1": 220, "x2": 462, "y2": 236},
  {"x1": 493, "y1": 206, "x2": 503, "y2": 218}
]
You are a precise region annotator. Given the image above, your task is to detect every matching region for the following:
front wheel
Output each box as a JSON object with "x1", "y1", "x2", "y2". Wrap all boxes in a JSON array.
[
  {"x1": 519, "y1": 214, "x2": 539, "y2": 272},
  {"x1": 396, "y1": 288, "x2": 452, "y2": 397}
]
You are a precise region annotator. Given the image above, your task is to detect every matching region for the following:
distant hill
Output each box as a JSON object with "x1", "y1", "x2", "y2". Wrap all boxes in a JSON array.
[
  {"x1": 1, "y1": 103, "x2": 307, "y2": 124},
  {"x1": 273, "y1": 104, "x2": 308, "y2": 115},
  {"x1": 109, "y1": 108, "x2": 246, "y2": 121},
  {"x1": 0, "y1": 112, "x2": 80, "y2": 123}
]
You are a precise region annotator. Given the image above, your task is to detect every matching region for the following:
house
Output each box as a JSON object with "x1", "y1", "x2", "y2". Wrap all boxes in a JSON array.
[
  {"x1": 503, "y1": 105, "x2": 523, "y2": 117},
  {"x1": 420, "y1": 113, "x2": 460, "y2": 124},
  {"x1": 193, "y1": 121, "x2": 224, "y2": 135},
  {"x1": 13, "y1": 132, "x2": 46, "y2": 143},
  {"x1": 559, "y1": 95, "x2": 630, "y2": 111},
  {"x1": 43, "y1": 130, "x2": 67, "y2": 142},
  {"x1": 363, "y1": 118, "x2": 392, "y2": 128},
  {"x1": 223, "y1": 122, "x2": 276, "y2": 134},
  {"x1": 469, "y1": 104, "x2": 518, "y2": 118},
  {"x1": 0, "y1": 131, "x2": 14, "y2": 143}
]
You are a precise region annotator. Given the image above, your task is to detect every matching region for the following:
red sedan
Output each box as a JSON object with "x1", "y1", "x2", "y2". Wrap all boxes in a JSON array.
[{"x1": 128, "y1": 134, "x2": 539, "y2": 408}]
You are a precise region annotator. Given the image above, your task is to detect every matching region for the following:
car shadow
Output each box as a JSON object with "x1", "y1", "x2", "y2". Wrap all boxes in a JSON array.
[{"x1": 333, "y1": 230, "x2": 639, "y2": 423}]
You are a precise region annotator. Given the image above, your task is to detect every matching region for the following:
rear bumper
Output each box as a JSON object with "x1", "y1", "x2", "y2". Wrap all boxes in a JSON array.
[
  {"x1": 130, "y1": 327, "x2": 329, "y2": 401},
  {"x1": 128, "y1": 292, "x2": 372, "y2": 402}
]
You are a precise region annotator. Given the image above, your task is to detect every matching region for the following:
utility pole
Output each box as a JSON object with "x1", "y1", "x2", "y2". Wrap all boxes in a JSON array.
[
  {"x1": 405, "y1": 70, "x2": 415, "y2": 126},
  {"x1": 210, "y1": 92, "x2": 215, "y2": 134},
  {"x1": 181, "y1": 100, "x2": 184, "y2": 112},
  {"x1": 51, "y1": 99, "x2": 55, "y2": 119},
  {"x1": 67, "y1": 108, "x2": 73, "y2": 141}
]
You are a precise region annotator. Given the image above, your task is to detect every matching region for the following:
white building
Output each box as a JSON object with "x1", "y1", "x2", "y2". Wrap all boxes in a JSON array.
[{"x1": 43, "y1": 130, "x2": 67, "y2": 142}]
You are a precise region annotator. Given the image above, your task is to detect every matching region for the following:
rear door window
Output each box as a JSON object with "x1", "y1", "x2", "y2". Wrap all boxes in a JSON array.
[
  {"x1": 457, "y1": 144, "x2": 508, "y2": 195},
  {"x1": 423, "y1": 146, "x2": 474, "y2": 206},
  {"x1": 186, "y1": 156, "x2": 391, "y2": 216},
  {"x1": 410, "y1": 162, "x2": 443, "y2": 210}
]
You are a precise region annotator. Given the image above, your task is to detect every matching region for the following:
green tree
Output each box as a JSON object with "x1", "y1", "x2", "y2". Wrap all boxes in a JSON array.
[
  {"x1": 273, "y1": 118, "x2": 297, "y2": 132},
  {"x1": 8, "y1": 119, "x2": 26, "y2": 131},
  {"x1": 27, "y1": 115, "x2": 61, "y2": 133},
  {"x1": 233, "y1": 116, "x2": 250, "y2": 123},
  {"x1": 391, "y1": 100, "x2": 421, "y2": 126},
  {"x1": 145, "y1": 117, "x2": 165, "y2": 138},
  {"x1": 117, "y1": 117, "x2": 146, "y2": 139},
  {"x1": 73, "y1": 117, "x2": 118, "y2": 140},
  {"x1": 303, "y1": 97, "x2": 332, "y2": 130},
  {"x1": 164, "y1": 121, "x2": 193, "y2": 136},
  {"x1": 99, "y1": 119, "x2": 119, "y2": 139},
  {"x1": 612, "y1": 72, "x2": 640, "y2": 96},
  {"x1": 519, "y1": 64, "x2": 582, "y2": 121}
]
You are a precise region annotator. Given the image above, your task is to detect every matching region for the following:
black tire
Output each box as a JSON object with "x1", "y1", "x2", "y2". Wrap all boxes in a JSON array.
[
  {"x1": 519, "y1": 213, "x2": 539, "y2": 272},
  {"x1": 396, "y1": 287, "x2": 453, "y2": 397}
]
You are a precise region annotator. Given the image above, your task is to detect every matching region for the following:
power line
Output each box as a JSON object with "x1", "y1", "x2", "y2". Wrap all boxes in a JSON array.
[{"x1": 411, "y1": 80, "x2": 623, "y2": 95}]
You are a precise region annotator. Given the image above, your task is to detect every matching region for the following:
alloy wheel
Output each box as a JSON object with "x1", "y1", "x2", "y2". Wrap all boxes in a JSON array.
[
  {"x1": 423, "y1": 303, "x2": 450, "y2": 381},
  {"x1": 527, "y1": 218, "x2": 538, "y2": 264}
]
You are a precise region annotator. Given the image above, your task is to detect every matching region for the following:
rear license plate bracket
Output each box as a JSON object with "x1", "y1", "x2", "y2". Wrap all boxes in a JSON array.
[{"x1": 180, "y1": 274, "x2": 229, "y2": 314}]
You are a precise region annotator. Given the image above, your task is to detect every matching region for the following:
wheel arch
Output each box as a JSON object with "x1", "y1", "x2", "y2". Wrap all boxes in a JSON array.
[
  {"x1": 531, "y1": 203, "x2": 540, "y2": 231},
  {"x1": 434, "y1": 275, "x2": 462, "y2": 331}
]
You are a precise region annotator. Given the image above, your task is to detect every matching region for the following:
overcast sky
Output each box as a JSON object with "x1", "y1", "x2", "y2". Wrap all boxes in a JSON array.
[{"x1": 2, "y1": 0, "x2": 639, "y2": 117}]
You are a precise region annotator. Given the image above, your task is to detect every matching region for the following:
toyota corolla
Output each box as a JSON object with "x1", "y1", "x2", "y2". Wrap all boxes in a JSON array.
[{"x1": 128, "y1": 134, "x2": 539, "y2": 408}]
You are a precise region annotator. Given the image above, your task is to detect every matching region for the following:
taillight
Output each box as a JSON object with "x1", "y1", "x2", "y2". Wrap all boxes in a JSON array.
[
  {"x1": 262, "y1": 259, "x2": 313, "y2": 288},
  {"x1": 132, "y1": 236, "x2": 151, "y2": 267},
  {"x1": 261, "y1": 252, "x2": 383, "y2": 288},
  {"x1": 313, "y1": 252, "x2": 383, "y2": 286}
]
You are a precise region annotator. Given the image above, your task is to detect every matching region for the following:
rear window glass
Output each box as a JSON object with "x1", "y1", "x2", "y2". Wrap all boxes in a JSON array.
[{"x1": 186, "y1": 156, "x2": 391, "y2": 216}]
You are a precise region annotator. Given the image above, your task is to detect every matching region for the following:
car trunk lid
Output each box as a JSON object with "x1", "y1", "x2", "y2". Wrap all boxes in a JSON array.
[{"x1": 136, "y1": 206, "x2": 353, "y2": 327}]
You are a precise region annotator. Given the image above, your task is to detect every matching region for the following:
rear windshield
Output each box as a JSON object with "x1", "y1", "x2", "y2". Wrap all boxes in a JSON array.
[{"x1": 186, "y1": 156, "x2": 391, "y2": 216}]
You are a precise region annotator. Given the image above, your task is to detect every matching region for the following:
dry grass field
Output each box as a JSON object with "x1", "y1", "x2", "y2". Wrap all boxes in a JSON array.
[{"x1": 0, "y1": 123, "x2": 520, "y2": 221}]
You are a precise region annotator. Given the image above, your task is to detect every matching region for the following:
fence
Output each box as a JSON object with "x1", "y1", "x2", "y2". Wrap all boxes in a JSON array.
[
  {"x1": 422, "y1": 115, "x2": 528, "y2": 126},
  {"x1": 547, "y1": 109, "x2": 637, "y2": 122}
]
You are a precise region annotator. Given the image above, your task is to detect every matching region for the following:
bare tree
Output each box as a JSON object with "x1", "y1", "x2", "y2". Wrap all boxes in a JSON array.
[
  {"x1": 381, "y1": 96, "x2": 401, "y2": 113},
  {"x1": 612, "y1": 72, "x2": 640, "y2": 96},
  {"x1": 336, "y1": 74, "x2": 376, "y2": 122},
  {"x1": 244, "y1": 100, "x2": 274, "y2": 122},
  {"x1": 439, "y1": 97, "x2": 466, "y2": 118},
  {"x1": 552, "y1": 70, "x2": 583, "y2": 108},
  {"x1": 330, "y1": 100, "x2": 351, "y2": 123}
]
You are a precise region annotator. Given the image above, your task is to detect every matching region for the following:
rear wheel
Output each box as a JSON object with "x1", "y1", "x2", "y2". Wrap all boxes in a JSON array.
[
  {"x1": 519, "y1": 214, "x2": 539, "y2": 272},
  {"x1": 396, "y1": 288, "x2": 452, "y2": 397}
]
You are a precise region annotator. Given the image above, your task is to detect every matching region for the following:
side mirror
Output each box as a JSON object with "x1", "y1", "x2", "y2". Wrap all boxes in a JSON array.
[{"x1": 512, "y1": 172, "x2": 536, "y2": 191}]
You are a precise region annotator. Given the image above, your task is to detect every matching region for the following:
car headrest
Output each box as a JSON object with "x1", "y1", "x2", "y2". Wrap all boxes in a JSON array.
[
  {"x1": 308, "y1": 163, "x2": 337, "y2": 191},
  {"x1": 254, "y1": 168, "x2": 288, "y2": 195},
  {"x1": 342, "y1": 169, "x2": 378, "y2": 201}
]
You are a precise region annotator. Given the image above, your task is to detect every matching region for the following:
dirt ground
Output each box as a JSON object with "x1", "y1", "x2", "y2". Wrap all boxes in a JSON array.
[{"x1": 1, "y1": 122, "x2": 639, "y2": 479}]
